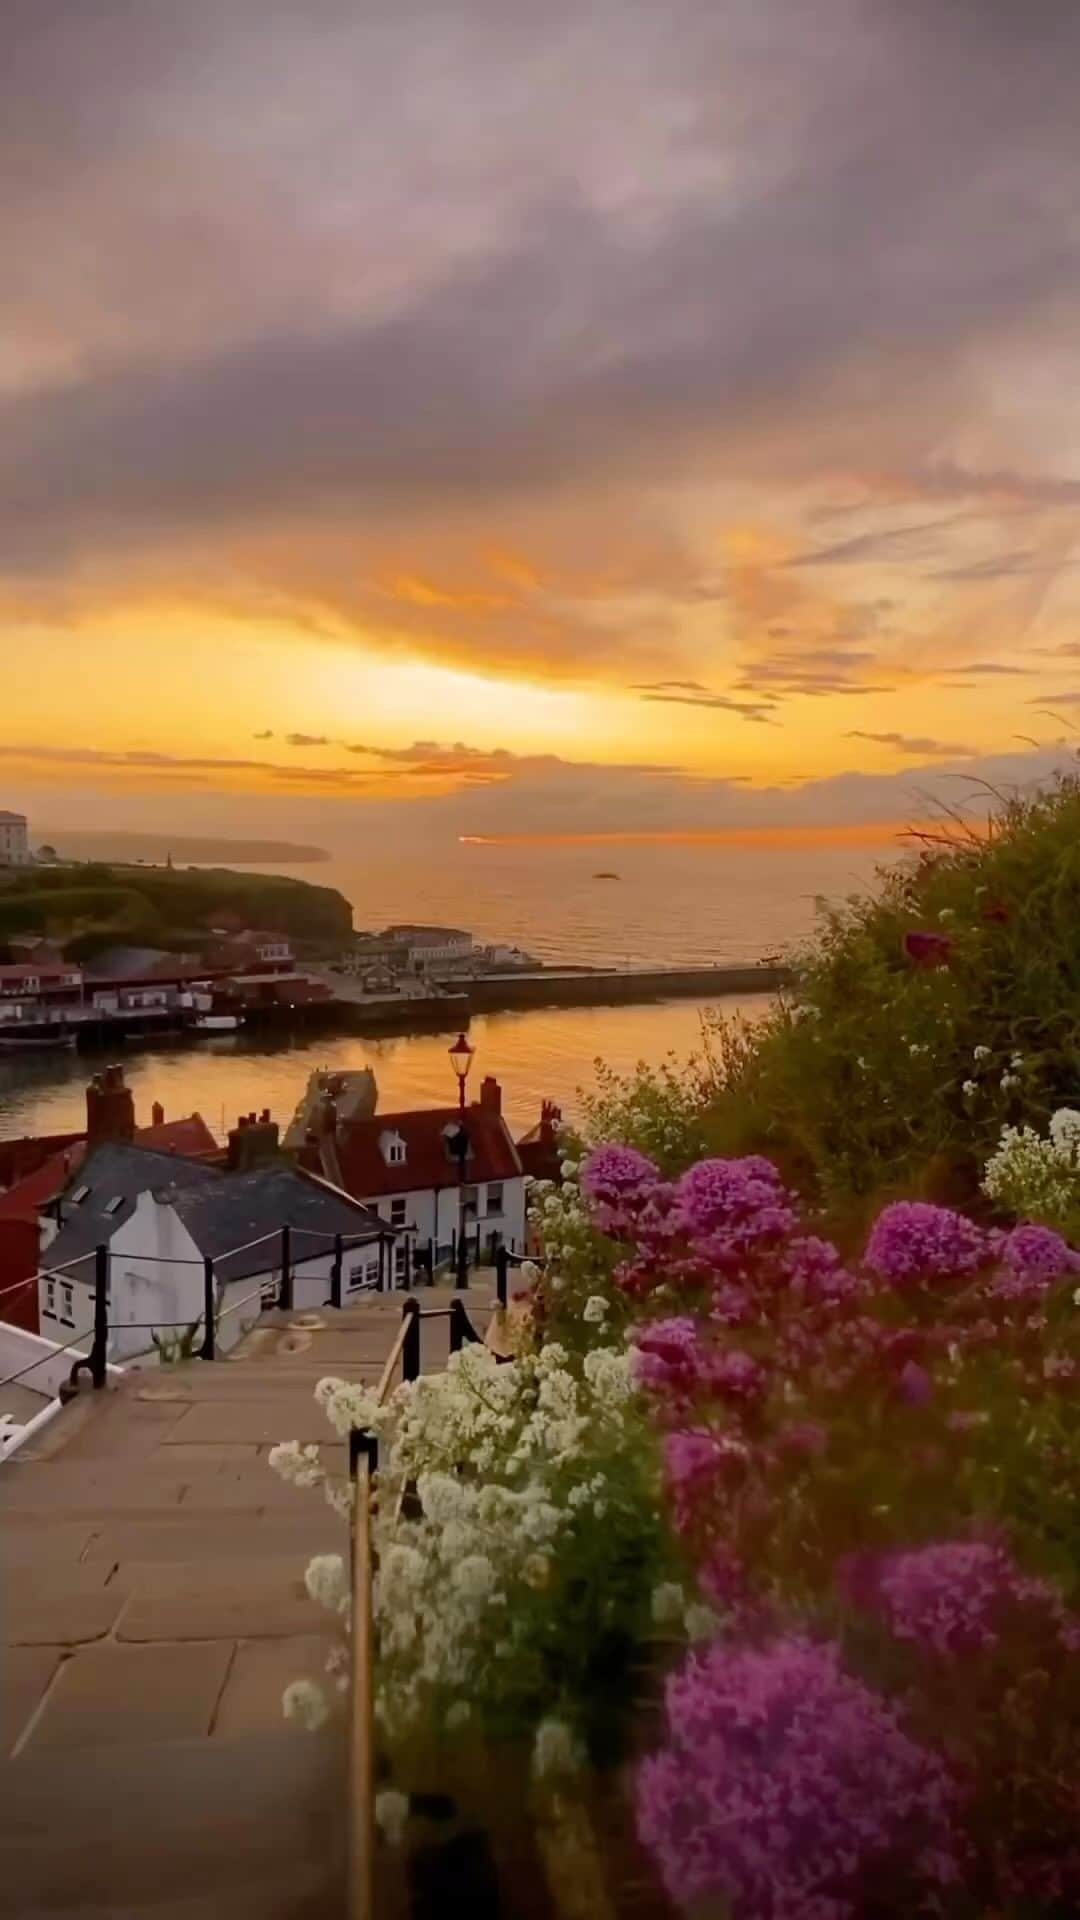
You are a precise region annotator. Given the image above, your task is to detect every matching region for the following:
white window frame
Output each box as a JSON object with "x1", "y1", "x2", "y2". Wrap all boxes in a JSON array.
[
  {"x1": 393, "y1": 1243, "x2": 408, "y2": 1281},
  {"x1": 389, "y1": 1197, "x2": 408, "y2": 1228},
  {"x1": 43, "y1": 1278, "x2": 57, "y2": 1319},
  {"x1": 386, "y1": 1139, "x2": 406, "y2": 1166},
  {"x1": 485, "y1": 1182, "x2": 504, "y2": 1215},
  {"x1": 60, "y1": 1282, "x2": 74, "y2": 1326}
]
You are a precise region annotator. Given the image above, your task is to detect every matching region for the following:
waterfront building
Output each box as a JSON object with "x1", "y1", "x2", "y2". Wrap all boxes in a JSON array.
[
  {"x1": 299, "y1": 1073, "x2": 527, "y2": 1280},
  {"x1": 0, "y1": 809, "x2": 30, "y2": 865},
  {"x1": 0, "y1": 1068, "x2": 217, "y2": 1333},
  {"x1": 39, "y1": 1121, "x2": 388, "y2": 1362}
]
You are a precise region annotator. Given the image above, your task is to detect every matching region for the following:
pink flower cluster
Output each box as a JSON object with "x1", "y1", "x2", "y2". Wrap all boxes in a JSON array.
[
  {"x1": 674, "y1": 1155, "x2": 797, "y2": 1244},
  {"x1": 579, "y1": 1144, "x2": 659, "y2": 1207},
  {"x1": 991, "y1": 1223, "x2": 1080, "y2": 1301},
  {"x1": 663, "y1": 1428, "x2": 749, "y2": 1532},
  {"x1": 633, "y1": 1318, "x2": 767, "y2": 1410},
  {"x1": 636, "y1": 1636, "x2": 960, "y2": 1919},
  {"x1": 865, "y1": 1201, "x2": 988, "y2": 1287},
  {"x1": 845, "y1": 1539, "x2": 1080, "y2": 1658}
]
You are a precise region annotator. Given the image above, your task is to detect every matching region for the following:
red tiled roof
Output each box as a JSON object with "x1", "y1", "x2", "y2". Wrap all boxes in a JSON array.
[
  {"x1": 0, "y1": 963, "x2": 81, "y2": 982},
  {"x1": 0, "y1": 1132, "x2": 84, "y2": 1189},
  {"x1": 517, "y1": 1136, "x2": 563, "y2": 1183},
  {"x1": 136, "y1": 1114, "x2": 219, "y2": 1157},
  {"x1": 0, "y1": 1143, "x2": 87, "y2": 1222},
  {"x1": 330, "y1": 1104, "x2": 522, "y2": 1199}
]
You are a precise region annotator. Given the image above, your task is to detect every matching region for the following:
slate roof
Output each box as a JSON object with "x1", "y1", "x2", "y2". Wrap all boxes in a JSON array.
[
  {"x1": 46, "y1": 1145, "x2": 222, "y2": 1274},
  {"x1": 165, "y1": 1167, "x2": 385, "y2": 1282},
  {"x1": 329, "y1": 1103, "x2": 522, "y2": 1200}
]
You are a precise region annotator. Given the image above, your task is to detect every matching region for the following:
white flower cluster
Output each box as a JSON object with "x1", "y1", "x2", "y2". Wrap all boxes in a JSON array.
[
  {"x1": 983, "y1": 1108, "x2": 1080, "y2": 1227},
  {"x1": 282, "y1": 1332, "x2": 644, "y2": 1745}
]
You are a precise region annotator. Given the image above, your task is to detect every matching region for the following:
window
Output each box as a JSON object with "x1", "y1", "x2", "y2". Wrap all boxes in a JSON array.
[
  {"x1": 463, "y1": 1185, "x2": 479, "y2": 1220},
  {"x1": 389, "y1": 1197, "x2": 408, "y2": 1228},
  {"x1": 60, "y1": 1283, "x2": 74, "y2": 1326},
  {"x1": 348, "y1": 1257, "x2": 381, "y2": 1293},
  {"x1": 43, "y1": 1279, "x2": 56, "y2": 1319},
  {"x1": 485, "y1": 1183, "x2": 504, "y2": 1215},
  {"x1": 383, "y1": 1134, "x2": 406, "y2": 1166},
  {"x1": 394, "y1": 1243, "x2": 408, "y2": 1281}
]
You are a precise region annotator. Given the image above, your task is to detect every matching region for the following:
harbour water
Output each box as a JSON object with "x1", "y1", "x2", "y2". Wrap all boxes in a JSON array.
[
  {"x1": 0, "y1": 995, "x2": 771, "y2": 1144},
  {"x1": 0, "y1": 835, "x2": 898, "y2": 1142}
]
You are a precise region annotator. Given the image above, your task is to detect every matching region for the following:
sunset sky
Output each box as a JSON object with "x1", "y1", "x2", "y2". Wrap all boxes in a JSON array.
[{"x1": 4, "y1": 0, "x2": 1080, "y2": 846}]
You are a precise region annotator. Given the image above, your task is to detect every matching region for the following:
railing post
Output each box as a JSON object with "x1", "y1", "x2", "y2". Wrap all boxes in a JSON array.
[
  {"x1": 90, "y1": 1243, "x2": 109, "y2": 1388},
  {"x1": 449, "y1": 1297, "x2": 465, "y2": 1355},
  {"x1": 199, "y1": 1256, "x2": 216, "y2": 1360},
  {"x1": 331, "y1": 1233, "x2": 344, "y2": 1310},
  {"x1": 495, "y1": 1245, "x2": 508, "y2": 1309},
  {"x1": 348, "y1": 1426, "x2": 378, "y2": 1920},
  {"x1": 401, "y1": 1297, "x2": 421, "y2": 1382},
  {"x1": 279, "y1": 1224, "x2": 293, "y2": 1312}
]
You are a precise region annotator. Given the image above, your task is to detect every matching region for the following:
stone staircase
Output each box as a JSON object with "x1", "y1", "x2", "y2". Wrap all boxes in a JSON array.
[{"x1": 0, "y1": 1290, "x2": 496, "y2": 1918}]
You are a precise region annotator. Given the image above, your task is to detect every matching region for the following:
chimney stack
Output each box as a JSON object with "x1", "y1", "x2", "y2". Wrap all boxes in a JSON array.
[
  {"x1": 539, "y1": 1099, "x2": 562, "y2": 1145},
  {"x1": 86, "y1": 1065, "x2": 135, "y2": 1147},
  {"x1": 151, "y1": 1101, "x2": 165, "y2": 1128},
  {"x1": 479, "y1": 1075, "x2": 502, "y2": 1117},
  {"x1": 227, "y1": 1111, "x2": 280, "y2": 1172}
]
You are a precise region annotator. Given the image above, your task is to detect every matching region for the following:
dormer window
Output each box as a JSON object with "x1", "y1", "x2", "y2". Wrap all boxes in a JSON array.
[{"x1": 380, "y1": 1130, "x2": 407, "y2": 1167}]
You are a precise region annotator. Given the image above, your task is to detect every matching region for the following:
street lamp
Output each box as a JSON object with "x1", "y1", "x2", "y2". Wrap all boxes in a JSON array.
[{"x1": 448, "y1": 1032, "x2": 475, "y2": 1288}]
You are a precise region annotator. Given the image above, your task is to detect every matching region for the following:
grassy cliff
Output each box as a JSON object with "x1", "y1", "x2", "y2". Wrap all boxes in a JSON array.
[{"x1": 0, "y1": 862, "x2": 353, "y2": 957}]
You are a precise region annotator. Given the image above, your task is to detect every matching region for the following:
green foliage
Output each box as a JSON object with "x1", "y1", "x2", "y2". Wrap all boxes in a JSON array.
[
  {"x1": 0, "y1": 862, "x2": 352, "y2": 953},
  {"x1": 704, "y1": 776, "x2": 1080, "y2": 1202}
]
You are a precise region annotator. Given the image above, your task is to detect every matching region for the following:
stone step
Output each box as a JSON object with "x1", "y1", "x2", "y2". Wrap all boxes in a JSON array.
[
  {"x1": 81, "y1": 1513, "x2": 345, "y2": 1565},
  {"x1": 1, "y1": 1731, "x2": 346, "y2": 1907}
]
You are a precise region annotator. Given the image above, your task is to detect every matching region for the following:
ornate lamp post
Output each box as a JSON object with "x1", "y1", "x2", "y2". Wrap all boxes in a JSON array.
[{"x1": 448, "y1": 1031, "x2": 475, "y2": 1289}]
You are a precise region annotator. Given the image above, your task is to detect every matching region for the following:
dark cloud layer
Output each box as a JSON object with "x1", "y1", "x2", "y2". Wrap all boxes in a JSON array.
[{"x1": 2, "y1": 0, "x2": 1079, "y2": 647}]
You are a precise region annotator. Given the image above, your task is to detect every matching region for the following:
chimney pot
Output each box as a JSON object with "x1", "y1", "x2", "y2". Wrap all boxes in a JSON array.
[
  {"x1": 86, "y1": 1064, "x2": 135, "y2": 1146},
  {"x1": 151, "y1": 1101, "x2": 165, "y2": 1127},
  {"x1": 479, "y1": 1075, "x2": 502, "y2": 1116}
]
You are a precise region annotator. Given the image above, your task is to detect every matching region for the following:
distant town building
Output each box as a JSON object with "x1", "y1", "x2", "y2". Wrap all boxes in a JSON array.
[
  {"x1": 346, "y1": 924, "x2": 474, "y2": 979},
  {"x1": 0, "y1": 811, "x2": 30, "y2": 866}
]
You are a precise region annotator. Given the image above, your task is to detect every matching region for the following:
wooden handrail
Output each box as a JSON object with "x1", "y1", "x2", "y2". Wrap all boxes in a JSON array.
[
  {"x1": 373, "y1": 1312, "x2": 414, "y2": 1406},
  {"x1": 349, "y1": 1444, "x2": 377, "y2": 1920}
]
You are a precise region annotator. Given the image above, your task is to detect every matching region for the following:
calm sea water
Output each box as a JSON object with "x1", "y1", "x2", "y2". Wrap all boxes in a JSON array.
[
  {"x1": 307, "y1": 836, "x2": 891, "y2": 969},
  {"x1": 0, "y1": 838, "x2": 894, "y2": 1142}
]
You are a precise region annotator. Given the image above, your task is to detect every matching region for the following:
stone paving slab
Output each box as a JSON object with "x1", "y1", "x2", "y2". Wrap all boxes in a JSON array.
[
  {"x1": 115, "y1": 1558, "x2": 325, "y2": 1642},
  {"x1": 1, "y1": 1520, "x2": 97, "y2": 1566},
  {"x1": 6, "y1": 1565, "x2": 128, "y2": 1646},
  {"x1": 26, "y1": 1639, "x2": 236, "y2": 1748},
  {"x1": 212, "y1": 1633, "x2": 338, "y2": 1737},
  {"x1": 82, "y1": 1514, "x2": 344, "y2": 1564},
  {"x1": 165, "y1": 1396, "x2": 340, "y2": 1445},
  {"x1": 2, "y1": 1647, "x2": 63, "y2": 1754},
  {"x1": 0, "y1": 1289, "x2": 418, "y2": 1912},
  {"x1": 4, "y1": 1731, "x2": 345, "y2": 1906}
]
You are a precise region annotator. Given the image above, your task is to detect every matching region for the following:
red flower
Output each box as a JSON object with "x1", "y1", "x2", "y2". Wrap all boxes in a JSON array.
[{"x1": 903, "y1": 929, "x2": 953, "y2": 968}]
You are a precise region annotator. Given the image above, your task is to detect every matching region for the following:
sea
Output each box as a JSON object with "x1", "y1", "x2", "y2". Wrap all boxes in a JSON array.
[{"x1": 0, "y1": 836, "x2": 895, "y2": 1142}]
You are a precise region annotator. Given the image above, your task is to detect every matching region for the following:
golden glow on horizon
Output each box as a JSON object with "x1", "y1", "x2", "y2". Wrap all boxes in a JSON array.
[{"x1": 458, "y1": 821, "x2": 953, "y2": 849}]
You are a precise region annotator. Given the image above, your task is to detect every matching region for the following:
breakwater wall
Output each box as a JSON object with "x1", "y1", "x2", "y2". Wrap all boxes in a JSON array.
[
  {"x1": 331, "y1": 962, "x2": 789, "y2": 1035},
  {"x1": 466, "y1": 963, "x2": 789, "y2": 1014}
]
